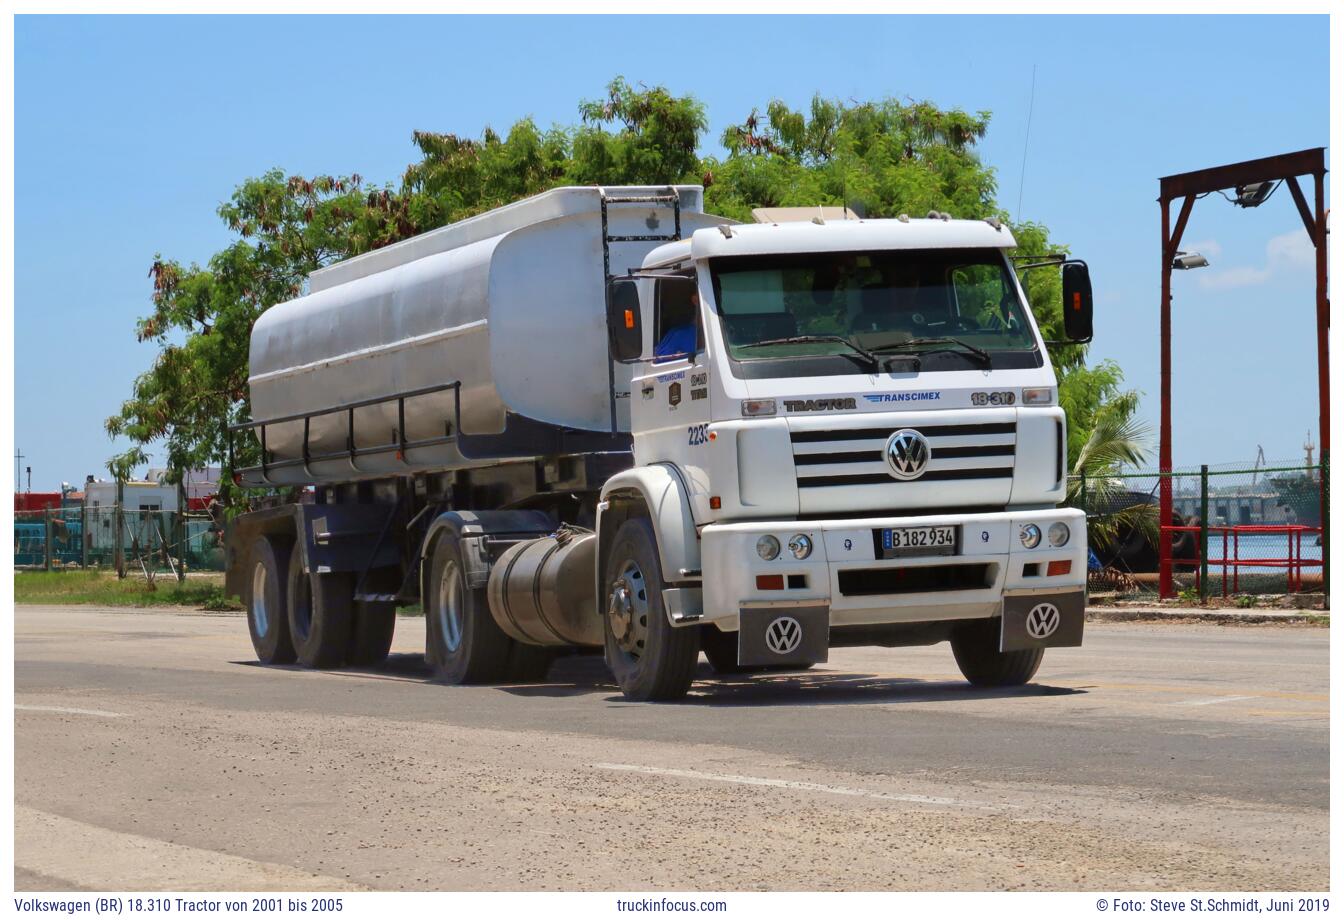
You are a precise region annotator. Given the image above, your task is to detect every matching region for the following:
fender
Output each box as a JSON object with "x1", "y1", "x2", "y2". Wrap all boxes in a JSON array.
[
  {"x1": 418, "y1": 509, "x2": 554, "y2": 601},
  {"x1": 597, "y1": 463, "x2": 701, "y2": 589}
]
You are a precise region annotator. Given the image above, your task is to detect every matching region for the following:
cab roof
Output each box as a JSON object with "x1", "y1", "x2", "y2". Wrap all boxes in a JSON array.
[{"x1": 643, "y1": 217, "x2": 1016, "y2": 268}]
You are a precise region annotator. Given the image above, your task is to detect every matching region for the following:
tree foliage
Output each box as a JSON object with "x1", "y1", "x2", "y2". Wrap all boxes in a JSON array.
[{"x1": 108, "y1": 79, "x2": 1139, "y2": 502}]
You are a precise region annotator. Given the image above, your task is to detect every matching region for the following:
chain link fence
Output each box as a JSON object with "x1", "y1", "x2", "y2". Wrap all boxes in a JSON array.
[
  {"x1": 1072, "y1": 459, "x2": 1325, "y2": 599},
  {"x1": 14, "y1": 505, "x2": 226, "y2": 575}
]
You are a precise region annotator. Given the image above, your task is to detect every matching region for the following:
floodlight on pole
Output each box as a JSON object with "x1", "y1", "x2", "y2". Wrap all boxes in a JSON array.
[
  {"x1": 1172, "y1": 251, "x2": 1209, "y2": 270},
  {"x1": 1234, "y1": 181, "x2": 1276, "y2": 208}
]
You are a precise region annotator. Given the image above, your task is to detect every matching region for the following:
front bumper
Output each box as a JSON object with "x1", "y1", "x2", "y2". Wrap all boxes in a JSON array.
[{"x1": 697, "y1": 508, "x2": 1087, "y2": 631}]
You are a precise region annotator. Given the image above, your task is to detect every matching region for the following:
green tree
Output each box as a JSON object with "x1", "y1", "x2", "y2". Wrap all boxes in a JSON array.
[{"x1": 108, "y1": 80, "x2": 1139, "y2": 505}]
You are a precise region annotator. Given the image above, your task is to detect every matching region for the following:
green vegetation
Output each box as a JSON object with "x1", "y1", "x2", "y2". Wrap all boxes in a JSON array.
[
  {"x1": 107, "y1": 78, "x2": 1138, "y2": 498},
  {"x1": 14, "y1": 570, "x2": 239, "y2": 610}
]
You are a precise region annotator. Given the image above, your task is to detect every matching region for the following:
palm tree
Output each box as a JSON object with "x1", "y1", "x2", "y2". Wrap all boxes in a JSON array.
[{"x1": 1066, "y1": 401, "x2": 1158, "y2": 557}]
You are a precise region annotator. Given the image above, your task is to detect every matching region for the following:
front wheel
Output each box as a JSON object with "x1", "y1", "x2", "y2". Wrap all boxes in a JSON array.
[
  {"x1": 950, "y1": 618, "x2": 1043, "y2": 687},
  {"x1": 603, "y1": 517, "x2": 699, "y2": 701}
]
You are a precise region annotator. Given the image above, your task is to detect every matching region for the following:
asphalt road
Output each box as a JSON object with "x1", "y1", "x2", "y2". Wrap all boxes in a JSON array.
[{"x1": 14, "y1": 604, "x2": 1329, "y2": 891}]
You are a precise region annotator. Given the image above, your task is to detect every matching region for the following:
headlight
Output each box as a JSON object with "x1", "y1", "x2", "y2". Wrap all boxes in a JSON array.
[
  {"x1": 787, "y1": 534, "x2": 813, "y2": 560},
  {"x1": 1019, "y1": 524, "x2": 1042, "y2": 549},
  {"x1": 1047, "y1": 521, "x2": 1070, "y2": 547},
  {"x1": 756, "y1": 535, "x2": 781, "y2": 561}
]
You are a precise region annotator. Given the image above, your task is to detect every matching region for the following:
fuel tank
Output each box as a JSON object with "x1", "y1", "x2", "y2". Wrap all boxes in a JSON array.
[{"x1": 486, "y1": 529, "x2": 603, "y2": 648}]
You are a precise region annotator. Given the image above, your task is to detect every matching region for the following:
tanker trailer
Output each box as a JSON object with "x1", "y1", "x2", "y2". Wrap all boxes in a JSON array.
[
  {"x1": 227, "y1": 184, "x2": 1093, "y2": 701},
  {"x1": 226, "y1": 186, "x2": 729, "y2": 680}
]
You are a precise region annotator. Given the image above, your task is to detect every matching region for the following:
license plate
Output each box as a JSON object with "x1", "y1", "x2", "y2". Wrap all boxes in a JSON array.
[{"x1": 879, "y1": 525, "x2": 958, "y2": 558}]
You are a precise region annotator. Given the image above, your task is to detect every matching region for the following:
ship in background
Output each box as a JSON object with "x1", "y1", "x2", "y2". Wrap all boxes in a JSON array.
[{"x1": 1268, "y1": 432, "x2": 1323, "y2": 529}]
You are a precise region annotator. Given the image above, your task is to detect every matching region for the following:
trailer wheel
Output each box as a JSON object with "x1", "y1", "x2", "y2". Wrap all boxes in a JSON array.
[
  {"x1": 287, "y1": 563, "x2": 354, "y2": 669},
  {"x1": 950, "y1": 618, "x2": 1044, "y2": 687},
  {"x1": 347, "y1": 568, "x2": 398, "y2": 667},
  {"x1": 602, "y1": 517, "x2": 698, "y2": 701},
  {"x1": 425, "y1": 535, "x2": 512, "y2": 684},
  {"x1": 245, "y1": 536, "x2": 296, "y2": 664}
]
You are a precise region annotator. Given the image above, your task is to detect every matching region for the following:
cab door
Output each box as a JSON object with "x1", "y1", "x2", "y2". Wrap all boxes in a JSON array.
[{"x1": 630, "y1": 274, "x2": 713, "y2": 514}]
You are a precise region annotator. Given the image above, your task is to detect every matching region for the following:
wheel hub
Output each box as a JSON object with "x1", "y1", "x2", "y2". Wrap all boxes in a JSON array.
[{"x1": 607, "y1": 560, "x2": 649, "y2": 657}]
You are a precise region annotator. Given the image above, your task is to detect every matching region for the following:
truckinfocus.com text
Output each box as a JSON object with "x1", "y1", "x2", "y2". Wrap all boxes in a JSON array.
[{"x1": 615, "y1": 898, "x2": 729, "y2": 912}]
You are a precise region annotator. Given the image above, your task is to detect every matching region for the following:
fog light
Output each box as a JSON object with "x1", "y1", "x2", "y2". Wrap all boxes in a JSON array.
[
  {"x1": 788, "y1": 534, "x2": 813, "y2": 560},
  {"x1": 1019, "y1": 524, "x2": 1042, "y2": 549},
  {"x1": 1047, "y1": 521, "x2": 1070, "y2": 547},
  {"x1": 756, "y1": 535, "x2": 781, "y2": 561}
]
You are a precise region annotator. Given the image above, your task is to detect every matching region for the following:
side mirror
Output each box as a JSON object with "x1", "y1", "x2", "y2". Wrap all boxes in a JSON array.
[
  {"x1": 1061, "y1": 261, "x2": 1093, "y2": 344},
  {"x1": 607, "y1": 278, "x2": 643, "y2": 362}
]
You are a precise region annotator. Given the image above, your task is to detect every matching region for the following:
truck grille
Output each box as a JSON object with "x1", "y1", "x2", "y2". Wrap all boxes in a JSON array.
[
  {"x1": 791, "y1": 421, "x2": 1016, "y2": 489},
  {"x1": 838, "y1": 563, "x2": 994, "y2": 596}
]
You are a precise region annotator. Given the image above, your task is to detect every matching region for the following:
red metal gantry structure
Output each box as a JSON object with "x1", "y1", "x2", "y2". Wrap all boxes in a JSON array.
[{"x1": 1157, "y1": 148, "x2": 1329, "y2": 600}]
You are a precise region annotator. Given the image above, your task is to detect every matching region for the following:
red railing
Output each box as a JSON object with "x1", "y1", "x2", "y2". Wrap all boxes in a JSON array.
[{"x1": 1162, "y1": 524, "x2": 1323, "y2": 596}]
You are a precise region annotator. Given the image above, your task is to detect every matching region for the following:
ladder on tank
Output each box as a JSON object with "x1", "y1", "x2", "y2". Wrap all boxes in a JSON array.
[{"x1": 599, "y1": 187, "x2": 683, "y2": 434}]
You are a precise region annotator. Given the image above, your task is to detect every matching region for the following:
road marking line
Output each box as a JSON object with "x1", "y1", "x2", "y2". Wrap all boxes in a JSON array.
[
  {"x1": 16, "y1": 704, "x2": 125, "y2": 718},
  {"x1": 1174, "y1": 695, "x2": 1257, "y2": 707},
  {"x1": 593, "y1": 762, "x2": 1009, "y2": 811},
  {"x1": 15, "y1": 806, "x2": 368, "y2": 891}
]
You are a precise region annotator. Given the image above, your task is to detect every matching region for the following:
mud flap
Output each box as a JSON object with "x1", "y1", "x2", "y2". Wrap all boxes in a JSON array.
[
  {"x1": 738, "y1": 606, "x2": 830, "y2": 668},
  {"x1": 1000, "y1": 591, "x2": 1086, "y2": 652}
]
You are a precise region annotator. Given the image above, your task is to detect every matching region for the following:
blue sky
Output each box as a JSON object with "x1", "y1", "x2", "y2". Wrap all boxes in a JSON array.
[{"x1": 13, "y1": 14, "x2": 1330, "y2": 490}]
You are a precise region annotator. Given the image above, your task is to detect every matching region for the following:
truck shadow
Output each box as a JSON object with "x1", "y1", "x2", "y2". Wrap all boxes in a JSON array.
[
  {"x1": 504, "y1": 655, "x2": 1085, "y2": 706},
  {"x1": 240, "y1": 653, "x2": 1085, "y2": 705}
]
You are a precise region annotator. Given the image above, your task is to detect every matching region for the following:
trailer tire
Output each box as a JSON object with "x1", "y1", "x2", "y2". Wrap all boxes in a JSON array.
[
  {"x1": 950, "y1": 618, "x2": 1044, "y2": 687},
  {"x1": 347, "y1": 568, "x2": 398, "y2": 667},
  {"x1": 245, "y1": 536, "x2": 296, "y2": 664},
  {"x1": 287, "y1": 564, "x2": 354, "y2": 669},
  {"x1": 602, "y1": 517, "x2": 698, "y2": 701},
  {"x1": 425, "y1": 535, "x2": 512, "y2": 684}
]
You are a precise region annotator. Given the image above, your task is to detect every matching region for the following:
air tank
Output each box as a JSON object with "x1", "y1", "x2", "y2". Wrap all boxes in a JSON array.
[
  {"x1": 486, "y1": 528, "x2": 603, "y2": 648},
  {"x1": 245, "y1": 185, "x2": 728, "y2": 485}
]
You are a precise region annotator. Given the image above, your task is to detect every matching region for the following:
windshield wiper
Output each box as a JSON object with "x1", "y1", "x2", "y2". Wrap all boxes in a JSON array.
[
  {"x1": 869, "y1": 337, "x2": 992, "y2": 367},
  {"x1": 738, "y1": 335, "x2": 880, "y2": 369}
]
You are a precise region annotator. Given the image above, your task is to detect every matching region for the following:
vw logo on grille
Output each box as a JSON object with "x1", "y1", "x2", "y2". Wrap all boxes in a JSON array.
[
  {"x1": 1025, "y1": 603, "x2": 1061, "y2": 639},
  {"x1": 764, "y1": 616, "x2": 803, "y2": 656},
  {"x1": 885, "y1": 428, "x2": 931, "y2": 481}
]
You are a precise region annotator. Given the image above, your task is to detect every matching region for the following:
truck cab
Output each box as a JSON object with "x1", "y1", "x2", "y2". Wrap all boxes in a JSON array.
[{"x1": 597, "y1": 215, "x2": 1091, "y2": 697}]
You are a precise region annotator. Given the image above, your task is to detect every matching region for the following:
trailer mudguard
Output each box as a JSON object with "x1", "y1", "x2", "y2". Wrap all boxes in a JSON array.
[
  {"x1": 224, "y1": 503, "x2": 401, "y2": 600},
  {"x1": 597, "y1": 463, "x2": 701, "y2": 589}
]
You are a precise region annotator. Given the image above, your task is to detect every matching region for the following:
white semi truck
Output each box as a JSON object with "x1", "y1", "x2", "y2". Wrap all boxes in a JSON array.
[{"x1": 225, "y1": 185, "x2": 1093, "y2": 701}]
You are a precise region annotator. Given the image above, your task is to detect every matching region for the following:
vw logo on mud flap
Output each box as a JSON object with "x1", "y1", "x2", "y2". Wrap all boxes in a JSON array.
[
  {"x1": 1025, "y1": 603, "x2": 1061, "y2": 639},
  {"x1": 764, "y1": 616, "x2": 803, "y2": 656},
  {"x1": 885, "y1": 429, "x2": 931, "y2": 481}
]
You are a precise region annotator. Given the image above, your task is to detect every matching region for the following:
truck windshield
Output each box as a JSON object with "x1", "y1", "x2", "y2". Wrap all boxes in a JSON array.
[{"x1": 709, "y1": 248, "x2": 1038, "y2": 366}]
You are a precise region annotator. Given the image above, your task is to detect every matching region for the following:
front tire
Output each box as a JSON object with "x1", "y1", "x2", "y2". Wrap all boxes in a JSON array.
[
  {"x1": 950, "y1": 618, "x2": 1044, "y2": 687},
  {"x1": 425, "y1": 535, "x2": 512, "y2": 684},
  {"x1": 287, "y1": 563, "x2": 354, "y2": 669},
  {"x1": 245, "y1": 536, "x2": 296, "y2": 664},
  {"x1": 603, "y1": 517, "x2": 699, "y2": 701}
]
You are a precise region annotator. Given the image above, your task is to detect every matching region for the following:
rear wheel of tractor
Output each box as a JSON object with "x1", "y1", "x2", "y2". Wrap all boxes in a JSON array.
[
  {"x1": 950, "y1": 618, "x2": 1043, "y2": 687},
  {"x1": 603, "y1": 517, "x2": 699, "y2": 701},
  {"x1": 245, "y1": 535, "x2": 296, "y2": 664},
  {"x1": 347, "y1": 567, "x2": 398, "y2": 667},
  {"x1": 425, "y1": 535, "x2": 512, "y2": 684},
  {"x1": 287, "y1": 563, "x2": 354, "y2": 669}
]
